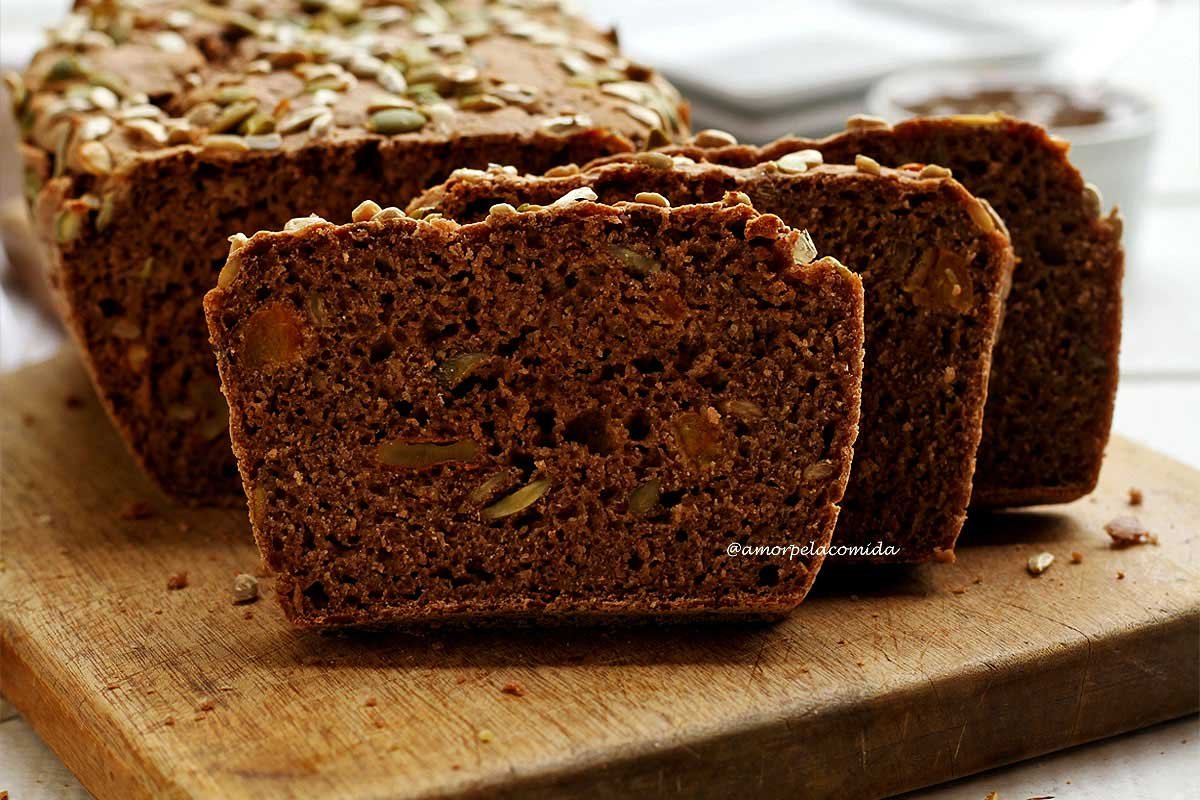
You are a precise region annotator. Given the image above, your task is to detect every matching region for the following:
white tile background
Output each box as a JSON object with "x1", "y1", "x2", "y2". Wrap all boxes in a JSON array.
[{"x1": 2, "y1": 2, "x2": 1197, "y2": 798}]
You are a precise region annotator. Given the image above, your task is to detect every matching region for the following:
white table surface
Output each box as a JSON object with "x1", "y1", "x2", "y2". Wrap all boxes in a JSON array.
[{"x1": 2, "y1": 1, "x2": 1199, "y2": 798}]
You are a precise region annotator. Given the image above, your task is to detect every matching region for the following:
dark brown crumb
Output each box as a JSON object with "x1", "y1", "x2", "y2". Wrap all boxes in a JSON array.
[
  {"x1": 1105, "y1": 516, "x2": 1157, "y2": 547},
  {"x1": 166, "y1": 571, "x2": 189, "y2": 590},
  {"x1": 1128, "y1": 487, "x2": 1143, "y2": 506},
  {"x1": 20, "y1": 413, "x2": 35, "y2": 426},
  {"x1": 1117, "y1": 571, "x2": 1126, "y2": 580},
  {"x1": 64, "y1": 393, "x2": 84, "y2": 409},
  {"x1": 500, "y1": 682, "x2": 526, "y2": 697},
  {"x1": 193, "y1": 714, "x2": 206, "y2": 722},
  {"x1": 1070, "y1": 551, "x2": 1084, "y2": 564},
  {"x1": 373, "y1": 718, "x2": 386, "y2": 728},
  {"x1": 197, "y1": 698, "x2": 215, "y2": 712},
  {"x1": 163, "y1": 717, "x2": 175, "y2": 726},
  {"x1": 950, "y1": 586, "x2": 967, "y2": 595},
  {"x1": 242, "y1": 609, "x2": 254, "y2": 619},
  {"x1": 119, "y1": 499, "x2": 155, "y2": 520},
  {"x1": 364, "y1": 697, "x2": 378, "y2": 707},
  {"x1": 104, "y1": 682, "x2": 119, "y2": 690}
]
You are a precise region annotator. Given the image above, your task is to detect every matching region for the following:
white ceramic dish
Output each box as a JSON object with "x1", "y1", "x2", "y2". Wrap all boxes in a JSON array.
[{"x1": 866, "y1": 68, "x2": 1156, "y2": 254}]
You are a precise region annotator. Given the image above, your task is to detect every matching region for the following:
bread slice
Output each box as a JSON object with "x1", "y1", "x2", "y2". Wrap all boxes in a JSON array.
[
  {"x1": 204, "y1": 192, "x2": 864, "y2": 627},
  {"x1": 666, "y1": 115, "x2": 1123, "y2": 507},
  {"x1": 410, "y1": 158, "x2": 1014, "y2": 562},
  {"x1": 11, "y1": 1, "x2": 688, "y2": 504}
]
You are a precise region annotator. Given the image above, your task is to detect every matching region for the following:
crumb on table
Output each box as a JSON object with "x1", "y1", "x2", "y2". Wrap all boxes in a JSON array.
[
  {"x1": 232, "y1": 573, "x2": 259, "y2": 604},
  {"x1": 500, "y1": 682, "x2": 526, "y2": 697},
  {"x1": 1128, "y1": 487, "x2": 1143, "y2": 506},
  {"x1": 1105, "y1": 516, "x2": 1157, "y2": 547},
  {"x1": 166, "y1": 571, "x2": 189, "y2": 590}
]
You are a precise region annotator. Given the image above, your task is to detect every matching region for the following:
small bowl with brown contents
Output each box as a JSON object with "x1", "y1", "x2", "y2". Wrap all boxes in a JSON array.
[{"x1": 867, "y1": 68, "x2": 1156, "y2": 251}]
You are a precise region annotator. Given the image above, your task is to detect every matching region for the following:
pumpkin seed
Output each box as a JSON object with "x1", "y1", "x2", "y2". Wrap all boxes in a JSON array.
[{"x1": 480, "y1": 479, "x2": 550, "y2": 520}]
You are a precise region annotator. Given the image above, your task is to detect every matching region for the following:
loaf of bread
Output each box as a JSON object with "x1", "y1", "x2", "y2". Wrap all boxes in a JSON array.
[
  {"x1": 664, "y1": 116, "x2": 1123, "y2": 508},
  {"x1": 410, "y1": 156, "x2": 1014, "y2": 561},
  {"x1": 204, "y1": 192, "x2": 864, "y2": 626},
  {"x1": 8, "y1": 0, "x2": 687, "y2": 503}
]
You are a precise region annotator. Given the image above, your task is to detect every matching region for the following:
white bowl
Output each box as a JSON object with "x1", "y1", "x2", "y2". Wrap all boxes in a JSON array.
[{"x1": 866, "y1": 67, "x2": 1157, "y2": 254}]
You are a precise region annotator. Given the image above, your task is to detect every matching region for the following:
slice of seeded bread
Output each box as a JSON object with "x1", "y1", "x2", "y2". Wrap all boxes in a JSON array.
[
  {"x1": 410, "y1": 158, "x2": 1015, "y2": 562},
  {"x1": 665, "y1": 115, "x2": 1123, "y2": 508},
  {"x1": 205, "y1": 191, "x2": 864, "y2": 627}
]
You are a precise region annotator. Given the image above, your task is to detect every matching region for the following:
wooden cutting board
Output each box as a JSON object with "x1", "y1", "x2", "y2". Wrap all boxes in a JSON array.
[{"x1": 2, "y1": 352, "x2": 1197, "y2": 800}]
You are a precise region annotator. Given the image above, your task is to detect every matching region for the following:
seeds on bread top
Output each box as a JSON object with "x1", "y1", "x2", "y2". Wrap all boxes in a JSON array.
[{"x1": 9, "y1": 0, "x2": 686, "y2": 178}]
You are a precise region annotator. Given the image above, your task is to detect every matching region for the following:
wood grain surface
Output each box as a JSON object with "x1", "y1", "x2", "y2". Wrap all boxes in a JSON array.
[{"x1": 2, "y1": 351, "x2": 1197, "y2": 800}]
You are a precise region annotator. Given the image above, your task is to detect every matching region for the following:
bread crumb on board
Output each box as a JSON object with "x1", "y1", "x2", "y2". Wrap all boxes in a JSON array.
[
  {"x1": 1027, "y1": 552, "x2": 1055, "y2": 576},
  {"x1": 232, "y1": 573, "x2": 259, "y2": 604},
  {"x1": 500, "y1": 682, "x2": 526, "y2": 697},
  {"x1": 1070, "y1": 551, "x2": 1084, "y2": 564},
  {"x1": 1128, "y1": 487, "x2": 1143, "y2": 505},
  {"x1": 1105, "y1": 516, "x2": 1157, "y2": 547},
  {"x1": 166, "y1": 571, "x2": 189, "y2": 590}
]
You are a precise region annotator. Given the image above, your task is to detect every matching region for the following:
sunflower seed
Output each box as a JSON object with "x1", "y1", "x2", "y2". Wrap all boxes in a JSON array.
[
  {"x1": 284, "y1": 215, "x2": 327, "y2": 231},
  {"x1": 210, "y1": 100, "x2": 258, "y2": 133},
  {"x1": 202, "y1": 134, "x2": 250, "y2": 153},
  {"x1": 458, "y1": 93, "x2": 505, "y2": 111},
  {"x1": 634, "y1": 191, "x2": 669, "y2": 208},
  {"x1": 775, "y1": 152, "x2": 812, "y2": 174},
  {"x1": 793, "y1": 229, "x2": 818, "y2": 265},
  {"x1": 123, "y1": 118, "x2": 167, "y2": 145},
  {"x1": 244, "y1": 133, "x2": 282, "y2": 150},
  {"x1": 76, "y1": 140, "x2": 112, "y2": 175},
  {"x1": 633, "y1": 151, "x2": 673, "y2": 170},
  {"x1": 552, "y1": 186, "x2": 598, "y2": 206},
  {"x1": 854, "y1": 154, "x2": 881, "y2": 175},
  {"x1": 1027, "y1": 552, "x2": 1054, "y2": 576},
  {"x1": 77, "y1": 115, "x2": 113, "y2": 141},
  {"x1": 153, "y1": 31, "x2": 188, "y2": 53},
  {"x1": 55, "y1": 207, "x2": 86, "y2": 243},
  {"x1": 277, "y1": 106, "x2": 326, "y2": 134},
  {"x1": 308, "y1": 111, "x2": 334, "y2": 139},
  {"x1": 227, "y1": 232, "x2": 250, "y2": 254},
  {"x1": 846, "y1": 114, "x2": 889, "y2": 131},
  {"x1": 352, "y1": 200, "x2": 382, "y2": 222},
  {"x1": 540, "y1": 113, "x2": 592, "y2": 134},
  {"x1": 1083, "y1": 183, "x2": 1103, "y2": 217},
  {"x1": 692, "y1": 128, "x2": 737, "y2": 147}
]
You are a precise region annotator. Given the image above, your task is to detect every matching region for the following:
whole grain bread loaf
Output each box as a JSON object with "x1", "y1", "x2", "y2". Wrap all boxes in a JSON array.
[
  {"x1": 8, "y1": 0, "x2": 687, "y2": 503},
  {"x1": 204, "y1": 192, "x2": 864, "y2": 627},
  {"x1": 665, "y1": 115, "x2": 1123, "y2": 508},
  {"x1": 410, "y1": 157, "x2": 1014, "y2": 562}
]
